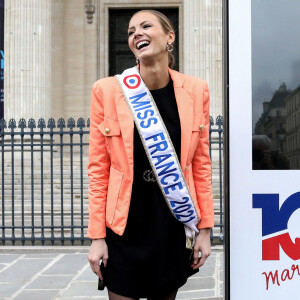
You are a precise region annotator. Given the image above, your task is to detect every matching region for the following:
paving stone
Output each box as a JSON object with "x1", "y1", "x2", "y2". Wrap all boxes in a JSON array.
[
  {"x1": 219, "y1": 253, "x2": 224, "y2": 267},
  {"x1": 43, "y1": 254, "x2": 87, "y2": 275},
  {"x1": 60, "y1": 281, "x2": 108, "y2": 297},
  {"x1": 24, "y1": 253, "x2": 59, "y2": 259},
  {"x1": 76, "y1": 266, "x2": 96, "y2": 281},
  {"x1": 57, "y1": 297, "x2": 108, "y2": 300},
  {"x1": 0, "y1": 254, "x2": 20, "y2": 263},
  {"x1": 26, "y1": 274, "x2": 74, "y2": 289},
  {"x1": 0, "y1": 258, "x2": 52, "y2": 282},
  {"x1": 180, "y1": 276, "x2": 215, "y2": 291},
  {"x1": 76, "y1": 249, "x2": 90, "y2": 254},
  {"x1": 0, "y1": 282, "x2": 24, "y2": 297},
  {"x1": 176, "y1": 289, "x2": 215, "y2": 299},
  {"x1": 220, "y1": 282, "x2": 224, "y2": 295},
  {"x1": 208, "y1": 252, "x2": 217, "y2": 257},
  {"x1": 0, "y1": 247, "x2": 224, "y2": 299},
  {"x1": 13, "y1": 289, "x2": 60, "y2": 300},
  {"x1": 220, "y1": 270, "x2": 224, "y2": 279},
  {"x1": 191, "y1": 258, "x2": 216, "y2": 278}
]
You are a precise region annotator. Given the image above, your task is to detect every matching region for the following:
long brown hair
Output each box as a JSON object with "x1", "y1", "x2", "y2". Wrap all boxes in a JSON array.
[{"x1": 130, "y1": 10, "x2": 176, "y2": 68}]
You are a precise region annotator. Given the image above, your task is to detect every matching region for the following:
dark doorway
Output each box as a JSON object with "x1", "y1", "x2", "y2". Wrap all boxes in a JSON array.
[{"x1": 109, "y1": 8, "x2": 179, "y2": 76}]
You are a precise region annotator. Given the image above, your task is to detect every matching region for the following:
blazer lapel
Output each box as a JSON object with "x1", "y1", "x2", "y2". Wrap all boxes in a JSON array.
[
  {"x1": 169, "y1": 69, "x2": 194, "y2": 170},
  {"x1": 115, "y1": 89, "x2": 134, "y2": 167}
]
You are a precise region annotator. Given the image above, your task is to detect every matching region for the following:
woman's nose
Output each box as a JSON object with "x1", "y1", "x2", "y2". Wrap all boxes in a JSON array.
[{"x1": 133, "y1": 29, "x2": 143, "y2": 39}]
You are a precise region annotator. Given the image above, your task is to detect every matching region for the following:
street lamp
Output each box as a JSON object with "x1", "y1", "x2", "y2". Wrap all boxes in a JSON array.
[
  {"x1": 85, "y1": 0, "x2": 95, "y2": 24},
  {"x1": 276, "y1": 123, "x2": 287, "y2": 152}
]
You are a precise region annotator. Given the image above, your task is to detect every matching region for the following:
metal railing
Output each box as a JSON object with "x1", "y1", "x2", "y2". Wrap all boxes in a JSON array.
[
  {"x1": 209, "y1": 116, "x2": 224, "y2": 242},
  {"x1": 0, "y1": 117, "x2": 90, "y2": 245},
  {"x1": 0, "y1": 116, "x2": 223, "y2": 245}
]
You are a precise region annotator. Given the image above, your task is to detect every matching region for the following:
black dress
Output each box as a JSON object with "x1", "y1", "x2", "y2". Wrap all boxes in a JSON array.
[{"x1": 105, "y1": 78, "x2": 198, "y2": 298}]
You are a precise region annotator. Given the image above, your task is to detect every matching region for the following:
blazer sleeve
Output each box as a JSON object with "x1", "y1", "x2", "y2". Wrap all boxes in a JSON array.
[
  {"x1": 87, "y1": 82, "x2": 110, "y2": 239},
  {"x1": 192, "y1": 81, "x2": 214, "y2": 229}
]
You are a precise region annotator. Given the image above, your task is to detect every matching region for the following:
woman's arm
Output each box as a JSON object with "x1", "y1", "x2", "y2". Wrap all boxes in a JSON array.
[
  {"x1": 87, "y1": 81, "x2": 110, "y2": 239},
  {"x1": 87, "y1": 82, "x2": 111, "y2": 278},
  {"x1": 191, "y1": 228, "x2": 211, "y2": 269},
  {"x1": 88, "y1": 238, "x2": 108, "y2": 279},
  {"x1": 192, "y1": 81, "x2": 214, "y2": 229},
  {"x1": 191, "y1": 81, "x2": 214, "y2": 268}
]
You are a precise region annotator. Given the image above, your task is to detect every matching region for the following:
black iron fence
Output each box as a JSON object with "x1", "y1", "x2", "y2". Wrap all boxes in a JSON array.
[
  {"x1": 209, "y1": 116, "x2": 224, "y2": 242},
  {"x1": 0, "y1": 116, "x2": 223, "y2": 245}
]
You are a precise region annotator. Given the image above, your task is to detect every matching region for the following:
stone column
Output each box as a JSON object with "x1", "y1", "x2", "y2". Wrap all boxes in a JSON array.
[
  {"x1": 183, "y1": 0, "x2": 223, "y2": 119},
  {"x1": 4, "y1": 0, "x2": 51, "y2": 122},
  {"x1": 183, "y1": 0, "x2": 223, "y2": 222}
]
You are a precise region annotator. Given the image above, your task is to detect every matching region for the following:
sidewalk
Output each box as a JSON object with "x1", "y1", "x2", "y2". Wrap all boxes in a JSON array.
[{"x1": 0, "y1": 246, "x2": 223, "y2": 300}]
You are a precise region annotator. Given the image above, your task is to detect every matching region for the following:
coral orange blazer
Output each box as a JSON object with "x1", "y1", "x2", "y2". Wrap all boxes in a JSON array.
[{"x1": 87, "y1": 68, "x2": 214, "y2": 239}]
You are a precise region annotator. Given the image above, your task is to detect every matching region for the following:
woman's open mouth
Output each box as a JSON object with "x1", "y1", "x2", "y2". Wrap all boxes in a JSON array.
[{"x1": 136, "y1": 40, "x2": 150, "y2": 50}]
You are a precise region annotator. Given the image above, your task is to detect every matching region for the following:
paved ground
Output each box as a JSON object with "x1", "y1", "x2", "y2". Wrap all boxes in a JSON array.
[{"x1": 0, "y1": 246, "x2": 223, "y2": 300}]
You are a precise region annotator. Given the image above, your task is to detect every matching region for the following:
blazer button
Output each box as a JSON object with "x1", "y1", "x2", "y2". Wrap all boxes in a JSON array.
[
  {"x1": 105, "y1": 128, "x2": 110, "y2": 134},
  {"x1": 200, "y1": 124, "x2": 204, "y2": 131}
]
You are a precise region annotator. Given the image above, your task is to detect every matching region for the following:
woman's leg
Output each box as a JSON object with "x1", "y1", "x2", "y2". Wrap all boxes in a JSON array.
[
  {"x1": 147, "y1": 289, "x2": 178, "y2": 300},
  {"x1": 108, "y1": 290, "x2": 139, "y2": 300}
]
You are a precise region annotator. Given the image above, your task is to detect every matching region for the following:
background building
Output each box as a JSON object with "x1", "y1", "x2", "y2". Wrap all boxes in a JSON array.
[
  {"x1": 285, "y1": 85, "x2": 300, "y2": 169},
  {"x1": 254, "y1": 83, "x2": 290, "y2": 152},
  {"x1": 3, "y1": 0, "x2": 223, "y2": 122},
  {"x1": 1, "y1": 0, "x2": 224, "y2": 244},
  {"x1": 254, "y1": 83, "x2": 300, "y2": 170}
]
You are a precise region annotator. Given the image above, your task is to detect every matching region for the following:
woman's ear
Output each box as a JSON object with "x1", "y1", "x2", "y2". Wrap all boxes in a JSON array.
[{"x1": 168, "y1": 31, "x2": 175, "y2": 44}]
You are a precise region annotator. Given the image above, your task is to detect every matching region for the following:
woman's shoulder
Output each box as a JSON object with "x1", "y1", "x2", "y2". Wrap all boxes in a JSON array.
[
  {"x1": 92, "y1": 76, "x2": 120, "y2": 92},
  {"x1": 180, "y1": 72, "x2": 207, "y2": 87},
  {"x1": 169, "y1": 69, "x2": 208, "y2": 89}
]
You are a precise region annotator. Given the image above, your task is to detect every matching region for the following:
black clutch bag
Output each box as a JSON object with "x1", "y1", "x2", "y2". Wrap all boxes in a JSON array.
[{"x1": 98, "y1": 262, "x2": 107, "y2": 290}]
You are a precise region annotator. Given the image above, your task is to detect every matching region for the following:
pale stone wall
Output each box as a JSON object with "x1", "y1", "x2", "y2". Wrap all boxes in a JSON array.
[
  {"x1": 183, "y1": 0, "x2": 223, "y2": 119},
  {"x1": 5, "y1": 0, "x2": 222, "y2": 121},
  {"x1": 51, "y1": 0, "x2": 97, "y2": 121},
  {"x1": 2, "y1": 0, "x2": 224, "y2": 238},
  {"x1": 4, "y1": 0, "x2": 51, "y2": 122},
  {"x1": 51, "y1": 0, "x2": 64, "y2": 118}
]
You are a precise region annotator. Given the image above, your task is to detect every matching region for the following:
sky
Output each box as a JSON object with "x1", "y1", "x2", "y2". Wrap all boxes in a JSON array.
[{"x1": 252, "y1": 0, "x2": 300, "y2": 128}]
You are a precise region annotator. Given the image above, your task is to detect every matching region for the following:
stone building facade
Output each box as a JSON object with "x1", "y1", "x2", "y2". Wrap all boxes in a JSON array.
[
  {"x1": 4, "y1": 0, "x2": 223, "y2": 122},
  {"x1": 254, "y1": 83, "x2": 290, "y2": 152},
  {"x1": 1, "y1": 0, "x2": 224, "y2": 243},
  {"x1": 254, "y1": 83, "x2": 300, "y2": 170},
  {"x1": 285, "y1": 86, "x2": 300, "y2": 169}
]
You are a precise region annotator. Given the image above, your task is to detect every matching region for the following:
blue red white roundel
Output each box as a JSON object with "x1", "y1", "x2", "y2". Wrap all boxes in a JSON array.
[{"x1": 123, "y1": 74, "x2": 141, "y2": 89}]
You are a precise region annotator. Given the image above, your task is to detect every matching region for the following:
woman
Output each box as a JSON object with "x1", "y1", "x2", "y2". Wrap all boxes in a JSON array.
[{"x1": 87, "y1": 10, "x2": 214, "y2": 300}]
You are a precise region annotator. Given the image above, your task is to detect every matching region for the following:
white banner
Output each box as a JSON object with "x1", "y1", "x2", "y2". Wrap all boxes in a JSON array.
[{"x1": 229, "y1": 0, "x2": 300, "y2": 299}]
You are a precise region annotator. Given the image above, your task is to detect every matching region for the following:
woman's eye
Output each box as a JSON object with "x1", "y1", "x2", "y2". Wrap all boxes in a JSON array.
[
  {"x1": 128, "y1": 31, "x2": 134, "y2": 36},
  {"x1": 143, "y1": 24, "x2": 151, "y2": 29}
]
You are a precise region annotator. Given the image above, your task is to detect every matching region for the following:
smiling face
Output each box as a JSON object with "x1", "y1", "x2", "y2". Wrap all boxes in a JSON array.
[{"x1": 128, "y1": 12, "x2": 174, "y2": 65}]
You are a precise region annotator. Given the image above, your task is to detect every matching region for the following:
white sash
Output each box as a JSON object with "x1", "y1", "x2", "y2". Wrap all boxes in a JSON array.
[{"x1": 115, "y1": 66, "x2": 199, "y2": 249}]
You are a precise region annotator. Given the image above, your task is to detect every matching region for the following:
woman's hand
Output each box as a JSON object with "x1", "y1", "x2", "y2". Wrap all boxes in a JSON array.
[
  {"x1": 87, "y1": 238, "x2": 108, "y2": 280},
  {"x1": 191, "y1": 228, "x2": 211, "y2": 270}
]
